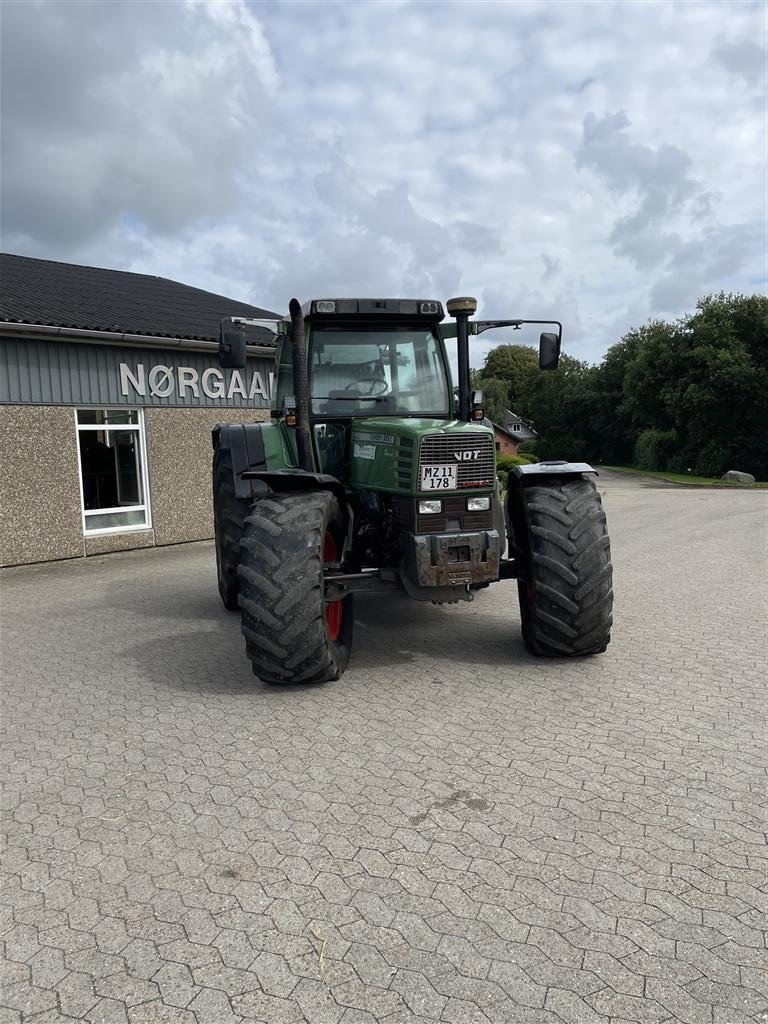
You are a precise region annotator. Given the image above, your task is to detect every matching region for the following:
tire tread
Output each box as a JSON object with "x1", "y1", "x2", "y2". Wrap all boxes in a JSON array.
[{"x1": 518, "y1": 477, "x2": 613, "y2": 657}]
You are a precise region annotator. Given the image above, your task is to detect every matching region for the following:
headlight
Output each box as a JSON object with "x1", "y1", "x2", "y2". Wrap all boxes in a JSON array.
[
  {"x1": 467, "y1": 496, "x2": 490, "y2": 511},
  {"x1": 418, "y1": 500, "x2": 442, "y2": 514}
]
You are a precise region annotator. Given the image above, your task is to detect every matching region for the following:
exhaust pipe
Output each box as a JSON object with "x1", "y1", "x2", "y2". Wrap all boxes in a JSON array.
[
  {"x1": 447, "y1": 296, "x2": 477, "y2": 422},
  {"x1": 288, "y1": 298, "x2": 313, "y2": 472}
]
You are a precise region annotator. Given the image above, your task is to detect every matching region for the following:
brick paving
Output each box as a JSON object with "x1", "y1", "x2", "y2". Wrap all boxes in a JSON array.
[{"x1": 1, "y1": 472, "x2": 766, "y2": 1023}]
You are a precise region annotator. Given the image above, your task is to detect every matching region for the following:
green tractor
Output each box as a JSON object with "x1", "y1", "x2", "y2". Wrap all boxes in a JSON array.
[{"x1": 212, "y1": 296, "x2": 613, "y2": 684}]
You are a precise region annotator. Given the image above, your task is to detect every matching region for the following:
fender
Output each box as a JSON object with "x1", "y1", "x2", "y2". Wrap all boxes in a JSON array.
[
  {"x1": 241, "y1": 469, "x2": 347, "y2": 509},
  {"x1": 213, "y1": 422, "x2": 269, "y2": 500},
  {"x1": 505, "y1": 461, "x2": 599, "y2": 569},
  {"x1": 511, "y1": 460, "x2": 597, "y2": 479}
]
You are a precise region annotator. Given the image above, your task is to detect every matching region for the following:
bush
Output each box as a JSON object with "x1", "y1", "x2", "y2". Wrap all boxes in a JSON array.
[
  {"x1": 497, "y1": 452, "x2": 536, "y2": 471},
  {"x1": 634, "y1": 429, "x2": 677, "y2": 471},
  {"x1": 694, "y1": 440, "x2": 727, "y2": 478},
  {"x1": 496, "y1": 451, "x2": 538, "y2": 490}
]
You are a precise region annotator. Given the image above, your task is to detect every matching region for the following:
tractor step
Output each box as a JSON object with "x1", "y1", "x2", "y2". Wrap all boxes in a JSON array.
[{"x1": 324, "y1": 569, "x2": 401, "y2": 600}]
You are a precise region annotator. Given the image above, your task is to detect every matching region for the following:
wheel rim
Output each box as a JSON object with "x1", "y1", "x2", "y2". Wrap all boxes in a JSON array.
[{"x1": 323, "y1": 532, "x2": 343, "y2": 642}]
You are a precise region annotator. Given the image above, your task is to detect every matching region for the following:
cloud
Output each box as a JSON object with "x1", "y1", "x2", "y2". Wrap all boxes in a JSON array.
[
  {"x1": 1, "y1": 0, "x2": 764, "y2": 366},
  {"x1": 575, "y1": 107, "x2": 762, "y2": 313},
  {"x1": 0, "y1": 0, "x2": 276, "y2": 247},
  {"x1": 650, "y1": 221, "x2": 764, "y2": 312},
  {"x1": 576, "y1": 110, "x2": 710, "y2": 268},
  {"x1": 713, "y1": 37, "x2": 767, "y2": 86}
]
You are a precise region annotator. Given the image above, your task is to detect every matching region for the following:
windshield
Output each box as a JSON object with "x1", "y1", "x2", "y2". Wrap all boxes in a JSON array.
[{"x1": 309, "y1": 326, "x2": 450, "y2": 416}]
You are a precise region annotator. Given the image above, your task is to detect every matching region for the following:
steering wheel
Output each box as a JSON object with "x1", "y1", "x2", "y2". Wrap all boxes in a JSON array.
[{"x1": 344, "y1": 377, "x2": 389, "y2": 396}]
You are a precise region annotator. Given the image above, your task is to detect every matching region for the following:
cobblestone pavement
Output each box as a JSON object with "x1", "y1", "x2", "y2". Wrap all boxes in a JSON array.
[{"x1": 2, "y1": 473, "x2": 766, "y2": 1024}]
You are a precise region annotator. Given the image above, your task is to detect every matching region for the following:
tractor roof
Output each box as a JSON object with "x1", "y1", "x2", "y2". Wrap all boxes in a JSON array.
[{"x1": 302, "y1": 298, "x2": 445, "y2": 322}]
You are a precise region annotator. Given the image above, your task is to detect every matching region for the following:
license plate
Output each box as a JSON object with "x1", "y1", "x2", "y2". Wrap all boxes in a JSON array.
[{"x1": 420, "y1": 464, "x2": 457, "y2": 490}]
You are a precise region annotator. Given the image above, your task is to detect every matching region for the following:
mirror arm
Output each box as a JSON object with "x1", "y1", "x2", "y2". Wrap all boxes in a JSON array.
[{"x1": 471, "y1": 319, "x2": 562, "y2": 339}]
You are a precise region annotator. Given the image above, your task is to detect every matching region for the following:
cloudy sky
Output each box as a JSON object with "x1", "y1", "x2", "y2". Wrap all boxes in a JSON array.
[{"x1": 1, "y1": 0, "x2": 765, "y2": 365}]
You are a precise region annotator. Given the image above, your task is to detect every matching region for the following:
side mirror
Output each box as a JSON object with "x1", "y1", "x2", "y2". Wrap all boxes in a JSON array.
[
  {"x1": 539, "y1": 331, "x2": 561, "y2": 371},
  {"x1": 219, "y1": 325, "x2": 247, "y2": 369}
]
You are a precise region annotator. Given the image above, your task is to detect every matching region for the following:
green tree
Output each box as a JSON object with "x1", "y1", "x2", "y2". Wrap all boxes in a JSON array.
[
  {"x1": 516, "y1": 354, "x2": 590, "y2": 460},
  {"x1": 594, "y1": 292, "x2": 767, "y2": 476},
  {"x1": 473, "y1": 294, "x2": 767, "y2": 477},
  {"x1": 478, "y1": 344, "x2": 539, "y2": 409}
]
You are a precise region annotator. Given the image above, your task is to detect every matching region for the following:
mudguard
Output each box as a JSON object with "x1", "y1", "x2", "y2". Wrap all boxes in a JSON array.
[
  {"x1": 213, "y1": 423, "x2": 268, "y2": 500},
  {"x1": 241, "y1": 469, "x2": 347, "y2": 508},
  {"x1": 505, "y1": 461, "x2": 598, "y2": 559},
  {"x1": 511, "y1": 460, "x2": 597, "y2": 478}
]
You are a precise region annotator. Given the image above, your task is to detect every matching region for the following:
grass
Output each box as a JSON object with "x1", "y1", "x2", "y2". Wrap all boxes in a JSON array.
[{"x1": 600, "y1": 465, "x2": 768, "y2": 488}]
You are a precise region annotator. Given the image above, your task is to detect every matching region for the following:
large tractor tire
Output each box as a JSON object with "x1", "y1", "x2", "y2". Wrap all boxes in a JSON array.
[
  {"x1": 237, "y1": 491, "x2": 353, "y2": 684},
  {"x1": 213, "y1": 446, "x2": 251, "y2": 611},
  {"x1": 515, "y1": 476, "x2": 613, "y2": 656}
]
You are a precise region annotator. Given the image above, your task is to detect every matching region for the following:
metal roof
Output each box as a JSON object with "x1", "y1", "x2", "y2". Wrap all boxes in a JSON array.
[{"x1": 0, "y1": 253, "x2": 280, "y2": 345}]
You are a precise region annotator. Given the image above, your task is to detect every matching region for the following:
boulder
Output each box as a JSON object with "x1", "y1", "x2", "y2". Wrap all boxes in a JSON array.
[{"x1": 721, "y1": 470, "x2": 756, "y2": 484}]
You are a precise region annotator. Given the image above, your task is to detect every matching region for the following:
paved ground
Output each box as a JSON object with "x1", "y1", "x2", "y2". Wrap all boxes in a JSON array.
[{"x1": 1, "y1": 472, "x2": 766, "y2": 1024}]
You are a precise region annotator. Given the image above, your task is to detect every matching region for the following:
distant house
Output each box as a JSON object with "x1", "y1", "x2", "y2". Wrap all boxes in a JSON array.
[
  {"x1": 491, "y1": 421, "x2": 522, "y2": 456},
  {"x1": 505, "y1": 410, "x2": 538, "y2": 443}
]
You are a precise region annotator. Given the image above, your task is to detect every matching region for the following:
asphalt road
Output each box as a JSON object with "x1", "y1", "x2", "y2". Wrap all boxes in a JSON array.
[{"x1": 1, "y1": 472, "x2": 766, "y2": 1024}]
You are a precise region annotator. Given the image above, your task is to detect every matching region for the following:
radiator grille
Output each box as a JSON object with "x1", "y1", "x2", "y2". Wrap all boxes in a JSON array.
[
  {"x1": 395, "y1": 436, "x2": 414, "y2": 489},
  {"x1": 418, "y1": 432, "x2": 495, "y2": 490}
]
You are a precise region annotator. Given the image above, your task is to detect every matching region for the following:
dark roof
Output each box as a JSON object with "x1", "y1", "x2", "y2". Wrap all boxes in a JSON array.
[{"x1": 0, "y1": 253, "x2": 281, "y2": 343}]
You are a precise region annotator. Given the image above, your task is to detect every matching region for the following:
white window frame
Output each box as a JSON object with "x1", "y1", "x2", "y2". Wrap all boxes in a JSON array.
[{"x1": 74, "y1": 408, "x2": 152, "y2": 536}]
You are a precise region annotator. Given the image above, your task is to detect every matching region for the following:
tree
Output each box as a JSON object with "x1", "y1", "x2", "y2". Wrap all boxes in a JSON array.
[
  {"x1": 474, "y1": 294, "x2": 767, "y2": 477},
  {"x1": 477, "y1": 344, "x2": 539, "y2": 410},
  {"x1": 592, "y1": 292, "x2": 767, "y2": 476}
]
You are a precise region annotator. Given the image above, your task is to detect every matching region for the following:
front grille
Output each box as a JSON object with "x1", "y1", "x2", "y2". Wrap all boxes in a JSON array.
[
  {"x1": 418, "y1": 432, "x2": 495, "y2": 490},
  {"x1": 395, "y1": 436, "x2": 414, "y2": 489}
]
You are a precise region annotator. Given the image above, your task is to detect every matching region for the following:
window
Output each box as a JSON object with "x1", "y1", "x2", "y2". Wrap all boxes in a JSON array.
[
  {"x1": 308, "y1": 327, "x2": 450, "y2": 417},
  {"x1": 75, "y1": 409, "x2": 151, "y2": 534}
]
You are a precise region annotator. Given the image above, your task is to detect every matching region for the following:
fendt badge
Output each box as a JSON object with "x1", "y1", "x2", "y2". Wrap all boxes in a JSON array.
[{"x1": 454, "y1": 450, "x2": 482, "y2": 461}]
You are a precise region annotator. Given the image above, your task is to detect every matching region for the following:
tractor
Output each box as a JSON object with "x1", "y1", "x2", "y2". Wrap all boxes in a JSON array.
[{"x1": 212, "y1": 296, "x2": 613, "y2": 684}]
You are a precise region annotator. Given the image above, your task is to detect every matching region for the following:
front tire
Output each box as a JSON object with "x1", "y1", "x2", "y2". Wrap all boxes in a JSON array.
[
  {"x1": 515, "y1": 476, "x2": 613, "y2": 656},
  {"x1": 237, "y1": 491, "x2": 353, "y2": 684}
]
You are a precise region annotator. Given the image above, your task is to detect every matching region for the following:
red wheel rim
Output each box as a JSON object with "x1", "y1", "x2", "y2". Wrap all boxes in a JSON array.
[{"x1": 323, "y1": 532, "x2": 343, "y2": 642}]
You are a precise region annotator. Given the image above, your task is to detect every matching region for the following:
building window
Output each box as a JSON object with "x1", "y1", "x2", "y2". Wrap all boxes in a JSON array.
[{"x1": 75, "y1": 409, "x2": 151, "y2": 534}]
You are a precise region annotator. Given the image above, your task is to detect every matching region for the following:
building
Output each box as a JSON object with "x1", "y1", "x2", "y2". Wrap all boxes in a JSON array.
[
  {"x1": 491, "y1": 421, "x2": 522, "y2": 456},
  {"x1": 0, "y1": 254, "x2": 280, "y2": 567},
  {"x1": 490, "y1": 410, "x2": 538, "y2": 457},
  {"x1": 505, "y1": 410, "x2": 538, "y2": 443}
]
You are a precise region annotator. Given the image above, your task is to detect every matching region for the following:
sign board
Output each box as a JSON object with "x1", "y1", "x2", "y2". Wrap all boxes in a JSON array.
[{"x1": 0, "y1": 338, "x2": 276, "y2": 409}]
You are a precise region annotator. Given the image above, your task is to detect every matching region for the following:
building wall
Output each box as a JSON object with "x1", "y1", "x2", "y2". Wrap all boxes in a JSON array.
[
  {"x1": 146, "y1": 407, "x2": 268, "y2": 546},
  {"x1": 0, "y1": 405, "x2": 84, "y2": 566},
  {"x1": 494, "y1": 428, "x2": 520, "y2": 457},
  {"x1": 0, "y1": 404, "x2": 268, "y2": 567}
]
